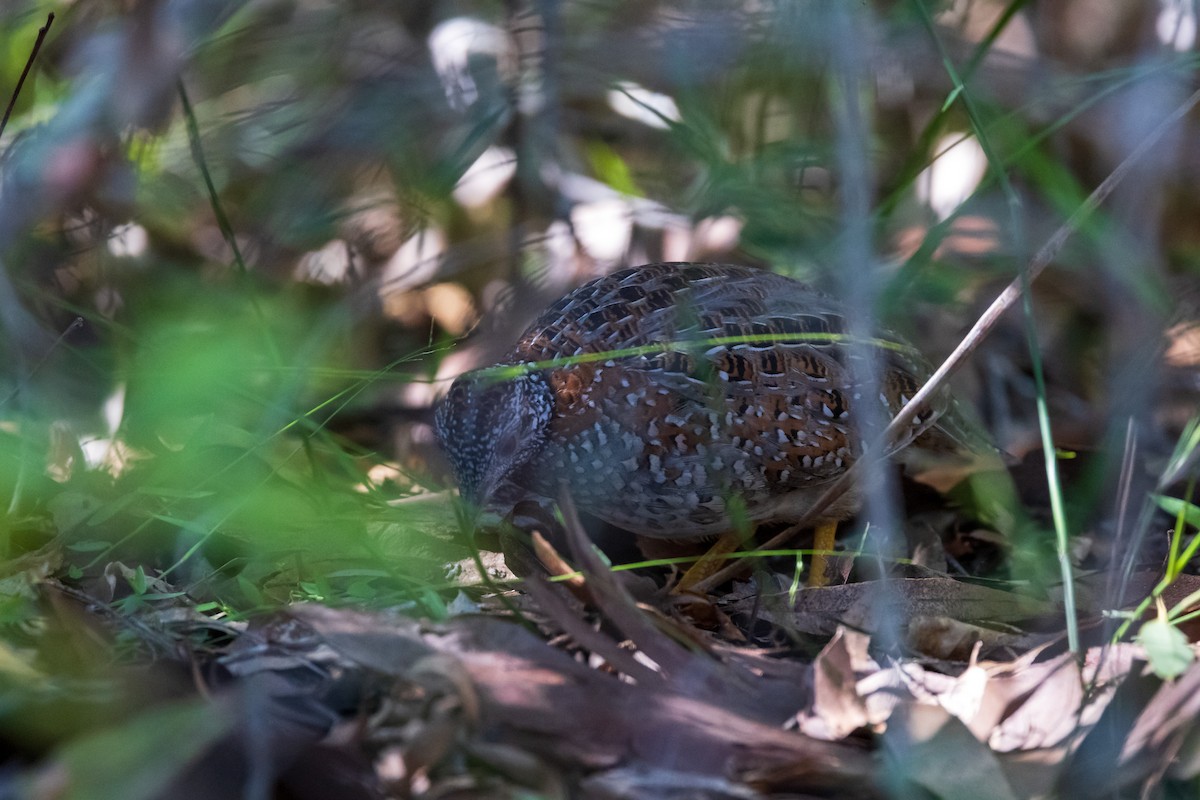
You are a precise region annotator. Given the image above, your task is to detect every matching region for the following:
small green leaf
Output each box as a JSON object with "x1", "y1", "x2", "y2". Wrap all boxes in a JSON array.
[
  {"x1": 420, "y1": 588, "x2": 448, "y2": 620},
  {"x1": 130, "y1": 566, "x2": 147, "y2": 595},
  {"x1": 1138, "y1": 619, "x2": 1195, "y2": 680}
]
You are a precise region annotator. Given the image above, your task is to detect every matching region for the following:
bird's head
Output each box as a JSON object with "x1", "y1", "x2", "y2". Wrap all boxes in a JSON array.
[{"x1": 434, "y1": 367, "x2": 554, "y2": 513}]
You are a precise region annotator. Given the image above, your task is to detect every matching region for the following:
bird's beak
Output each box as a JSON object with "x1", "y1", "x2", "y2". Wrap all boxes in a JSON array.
[{"x1": 458, "y1": 471, "x2": 500, "y2": 522}]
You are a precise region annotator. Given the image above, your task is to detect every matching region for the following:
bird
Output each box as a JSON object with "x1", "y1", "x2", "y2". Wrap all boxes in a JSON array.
[{"x1": 435, "y1": 262, "x2": 958, "y2": 587}]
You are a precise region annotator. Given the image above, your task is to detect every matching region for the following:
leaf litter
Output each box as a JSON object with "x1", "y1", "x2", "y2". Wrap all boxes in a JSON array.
[
  {"x1": 12, "y1": 515, "x2": 1200, "y2": 800},
  {"x1": 9, "y1": 448, "x2": 1200, "y2": 799}
]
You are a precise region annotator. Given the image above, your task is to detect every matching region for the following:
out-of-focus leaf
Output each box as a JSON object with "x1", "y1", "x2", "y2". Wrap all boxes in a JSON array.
[
  {"x1": 586, "y1": 141, "x2": 641, "y2": 196},
  {"x1": 0, "y1": 638, "x2": 43, "y2": 684},
  {"x1": 35, "y1": 698, "x2": 233, "y2": 800}
]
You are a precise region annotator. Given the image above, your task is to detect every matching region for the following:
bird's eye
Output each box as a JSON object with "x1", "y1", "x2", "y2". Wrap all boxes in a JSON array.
[{"x1": 494, "y1": 431, "x2": 519, "y2": 461}]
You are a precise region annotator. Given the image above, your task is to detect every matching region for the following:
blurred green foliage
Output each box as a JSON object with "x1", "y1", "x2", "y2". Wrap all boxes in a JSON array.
[{"x1": 0, "y1": 0, "x2": 1197, "y2": 790}]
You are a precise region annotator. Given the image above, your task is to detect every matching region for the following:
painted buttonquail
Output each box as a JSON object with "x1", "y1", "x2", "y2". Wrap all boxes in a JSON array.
[{"x1": 435, "y1": 262, "x2": 955, "y2": 575}]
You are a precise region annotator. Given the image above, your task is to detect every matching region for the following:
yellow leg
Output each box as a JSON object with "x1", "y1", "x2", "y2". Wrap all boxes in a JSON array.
[
  {"x1": 674, "y1": 531, "x2": 743, "y2": 594},
  {"x1": 808, "y1": 520, "x2": 838, "y2": 588}
]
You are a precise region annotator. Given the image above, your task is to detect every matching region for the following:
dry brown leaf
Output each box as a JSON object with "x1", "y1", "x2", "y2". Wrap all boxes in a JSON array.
[
  {"x1": 936, "y1": 659, "x2": 990, "y2": 729},
  {"x1": 794, "y1": 628, "x2": 875, "y2": 740},
  {"x1": 988, "y1": 641, "x2": 1139, "y2": 753},
  {"x1": 1118, "y1": 655, "x2": 1200, "y2": 776},
  {"x1": 1165, "y1": 321, "x2": 1200, "y2": 367},
  {"x1": 1059, "y1": 647, "x2": 1200, "y2": 795},
  {"x1": 990, "y1": 653, "x2": 1083, "y2": 751}
]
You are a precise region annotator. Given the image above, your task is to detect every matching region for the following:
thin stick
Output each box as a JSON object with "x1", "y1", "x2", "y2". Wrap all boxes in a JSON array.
[
  {"x1": 0, "y1": 12, "x2": 53, "y2": 142},
  {"x1": 177, "y1": 79, "x2": 249, "y2": 277},
  {"x1": 692, "y1": 85, "x2": 1200, "y2": 594},
  {"x1": 176, "y1": 78, "x2": 282, "y2": 367}
]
